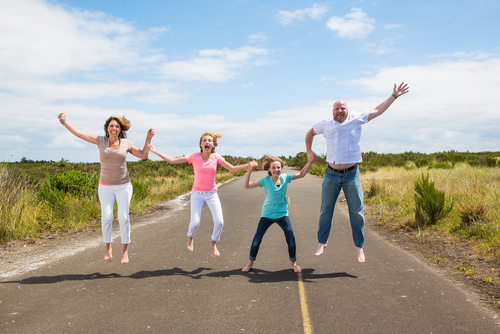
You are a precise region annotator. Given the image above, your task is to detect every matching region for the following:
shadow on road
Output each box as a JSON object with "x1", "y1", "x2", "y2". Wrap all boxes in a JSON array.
[
  {"x1": 197, "y1": 267, "x2": 357, "y2": 283},
  {"x1": 2, "y1": 267, "x2": 213, "y2": 284},
  {"x1": 2, "y1": 267, "x2": 357, "y2": 285}
]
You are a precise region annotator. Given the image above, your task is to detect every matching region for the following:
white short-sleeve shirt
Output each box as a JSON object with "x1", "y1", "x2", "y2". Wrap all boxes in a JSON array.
[{"x1": 313, "y1": 111, "x2": 370, "y2": 164}]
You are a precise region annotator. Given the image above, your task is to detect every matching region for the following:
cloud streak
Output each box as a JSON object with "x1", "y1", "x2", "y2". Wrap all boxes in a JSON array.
[
  {"x1": 276, "y1": 3, "x2": 329, "y2": 26},
  {"x1": 326, "y1": 8, "x2": 376, "y2": 39},
  {"x1": 159, "y1": 46, "x2": 269, "y2": 82},
  {"x1": 0, "y1": 0, "x2": 165, "y2": 79}
]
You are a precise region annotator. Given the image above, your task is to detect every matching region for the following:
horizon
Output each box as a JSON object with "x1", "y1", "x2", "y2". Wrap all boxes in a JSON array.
[{"x1": 13, "y1": 149, "x2": 500, "y2": 165}]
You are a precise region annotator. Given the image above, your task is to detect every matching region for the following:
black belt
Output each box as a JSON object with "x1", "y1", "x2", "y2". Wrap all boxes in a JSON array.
[{"x1": 327, "y1": 164, "x2": 357, "y2": 174}]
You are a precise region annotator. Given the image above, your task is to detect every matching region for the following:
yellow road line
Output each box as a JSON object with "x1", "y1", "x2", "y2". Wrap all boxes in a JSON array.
[{"x1": 297, "y1": 271, "x2": 313, "y2": 334}]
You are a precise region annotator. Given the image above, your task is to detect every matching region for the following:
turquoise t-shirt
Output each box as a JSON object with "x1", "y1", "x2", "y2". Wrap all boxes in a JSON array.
[{"x1": 258, "y1": 173, "x2": 294, "y2": 219}]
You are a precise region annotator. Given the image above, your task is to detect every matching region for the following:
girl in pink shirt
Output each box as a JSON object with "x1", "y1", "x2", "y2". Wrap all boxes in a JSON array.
[{"x1": 150, "y1": 132, "x2": 253, "y2": 256}]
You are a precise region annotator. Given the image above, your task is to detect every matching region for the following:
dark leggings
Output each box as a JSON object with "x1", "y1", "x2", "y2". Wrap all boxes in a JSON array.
[{"x1": 249, "y1": 216, "x2": 296, "y2": 262}]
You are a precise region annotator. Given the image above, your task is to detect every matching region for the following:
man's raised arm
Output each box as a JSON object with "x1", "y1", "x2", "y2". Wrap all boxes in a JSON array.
[{"x1": 368, "y1": 82, "x2": 409, "y2": 121}]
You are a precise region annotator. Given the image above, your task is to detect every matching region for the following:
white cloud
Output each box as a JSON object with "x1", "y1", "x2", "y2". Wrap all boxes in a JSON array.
[
  {"x1": 326, "y1": 8, "x2": 375, "y2": 39},
  {"x1": 247, "y1": 32, "x2": 269, "y2": 43},
  {"x1": 0, "y1": 78, "x2": 186, "y2": 105},
  {"x1": 276, "y1": 3, "x2": 329, "y2": 26},
  {"x1": 361, "y1": 39, "x2": 395, "y2": 55},
  {"x1": 344, "y1": 56, "x2": 500, "y2": 153},
  {"x1": 152, "y1": 56, "x2": 500, "y2": 158},
  {"x1": 0, "y1": 0, "x2": 165, "y2": 79},
  {"x1": 428, "y1": 51, "x2": 493, "y2": 61},
  {"x1": 384, "y1": 23, "x2": 404, "y2": 29},
  {"x1": 5, "y1": 54, "x2": 500, "y2": 162},
  {"x1": 0, "y1": 0, "x2": 267, "y2": 107},
  {"x1": 159, "y1": 46, "x2": 269, "y2": 82}
]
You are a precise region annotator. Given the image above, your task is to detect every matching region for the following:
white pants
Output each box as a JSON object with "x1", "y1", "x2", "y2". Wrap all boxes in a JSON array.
[
  {"x1": 188, "y1": 190, "x2": 224, "y2": 241},
  {"x1": 98, "y1": 182, "x2": 133, "y2": 244}
]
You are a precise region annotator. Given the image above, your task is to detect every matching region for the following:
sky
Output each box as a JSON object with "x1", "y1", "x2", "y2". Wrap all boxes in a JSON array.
[{"x1": 1, "y1": 0, "x2": 500, "y2": 163}]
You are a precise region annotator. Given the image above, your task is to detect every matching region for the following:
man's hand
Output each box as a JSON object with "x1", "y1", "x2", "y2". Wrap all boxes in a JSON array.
[
  {"x1": 307, "y1": 151, "x2": 317, "y2": 162},
  {"x1": 393, "y1": 82, "x2": 409, "y2": 98}
]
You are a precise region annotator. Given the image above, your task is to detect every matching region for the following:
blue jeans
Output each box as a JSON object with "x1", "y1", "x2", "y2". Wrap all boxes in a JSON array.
[
  {"x1": 249, "y1": 216, "x2": 296, "y2": 262},
  {"x1": 317, "y1": 165, "x2": 365, "y2": 248}
]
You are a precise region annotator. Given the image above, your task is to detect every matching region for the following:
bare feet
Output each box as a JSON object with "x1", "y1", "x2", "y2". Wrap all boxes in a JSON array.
[
  {"x1": 187, "y1": 237, "x2": 194, "y2": 252},
  {"x1": 314, "y1": 243, "x2": 327, "y2": 256},
  {"x1": 121, "y1": 244, "x2": 129, "y2": 265},
  {"x1": 291, "y1": 262, "x2": 301, "y2": 273},
  {"x1": 210, "y1": 240, "x2": 220, "y2": 257},
  {"x1": 242, "y1": 260, "x2": 254, "y2": 272},
  {"x1": 356, "y1": 247, "x2": 365, "y2": 263},
  {"x1": 104, "y1": 243, "x2": 112, "y2": 262}
]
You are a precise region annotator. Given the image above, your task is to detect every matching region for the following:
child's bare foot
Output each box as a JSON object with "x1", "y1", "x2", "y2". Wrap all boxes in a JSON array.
[
  {"x1": 210, "y1": 240, "x2": 220, "y2": 257},
  {"x1": 291, "y1": 262, "x2": 301, "y2": 273},
  {"x1": 187, "y1": 237, "x2": 194, "y2": 252},
  {"x1": 242, "y1": 260, "x2": 254, "y2": 272},
  {"x1": 314, "y1": 243, "x2": 327, "y2": 256},
  {"x1": 104, "y1": 243, "x2": 112, "y2": 262},
  {"x1": 121, "y1": 244, "x2": 129, "y2": 265},
  {"x1": 356, "y1": 247, "x2": 365, "y2": 263}
]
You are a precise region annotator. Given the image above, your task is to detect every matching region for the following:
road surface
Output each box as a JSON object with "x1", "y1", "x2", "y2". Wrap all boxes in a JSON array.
[{"x1": 1, "y1": 167, "x2": 499, "y2": 333}]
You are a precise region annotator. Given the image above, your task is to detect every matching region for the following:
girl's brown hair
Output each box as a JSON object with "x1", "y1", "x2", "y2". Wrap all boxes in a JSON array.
[
  {"x1": 104, "y1": 116, "x2": 131, "y2": 139},
  {"x1": 199, "y1": 132, "x2": 223, "y2": 153},
  {"x1": 262, "y1": 155, "x2": 285, "y2": 176}
]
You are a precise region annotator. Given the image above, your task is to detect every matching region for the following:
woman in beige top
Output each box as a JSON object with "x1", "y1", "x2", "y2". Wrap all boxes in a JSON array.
[{"x1": 57, "y1": 112, "x2": 154, "y2": 264}]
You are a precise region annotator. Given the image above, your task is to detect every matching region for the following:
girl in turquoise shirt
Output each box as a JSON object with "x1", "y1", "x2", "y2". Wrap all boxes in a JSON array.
[{"x1": 242, "y1": 155, "x2": 315, "y2": 273}]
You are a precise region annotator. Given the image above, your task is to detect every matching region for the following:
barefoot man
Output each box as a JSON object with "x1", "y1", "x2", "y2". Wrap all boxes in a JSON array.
[{"x1": 305, "y1": 83, "x2": 409, "y2": 263}]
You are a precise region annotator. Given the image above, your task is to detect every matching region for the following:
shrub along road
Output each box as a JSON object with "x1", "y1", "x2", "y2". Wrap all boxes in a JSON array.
[{"x1": 0, "y1": 167, "x2": 499, "y2": 333}]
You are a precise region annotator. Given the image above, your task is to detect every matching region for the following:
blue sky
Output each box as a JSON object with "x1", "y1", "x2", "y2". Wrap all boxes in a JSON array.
[{"x1": 1, "y1": 0, "x2": 500, "y2": 163}]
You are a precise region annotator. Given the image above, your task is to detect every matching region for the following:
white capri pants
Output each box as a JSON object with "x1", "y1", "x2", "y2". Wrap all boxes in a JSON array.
[
  {"x1": 98, "y1": 182, "x2": 133, "y2": 244},
  {"x1": 188, "y1": 190, "x2": 224, "y2": 241}
]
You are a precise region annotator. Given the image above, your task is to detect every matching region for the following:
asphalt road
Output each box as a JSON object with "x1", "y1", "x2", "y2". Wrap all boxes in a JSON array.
[{"x1": 1, "y1": 167, "x2": 499, "y2": 333}]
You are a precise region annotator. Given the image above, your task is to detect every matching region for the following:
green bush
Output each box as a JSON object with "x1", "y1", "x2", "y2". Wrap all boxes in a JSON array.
[
  {"x1": 43, "y1": 170, "x2": 99, "y2": 196},
  {"x1": 428, "y1": 163, "x2": 453, "y2": 169},
  {"x1": 414, "y1": 173, "x2": 454, "y2": 227},
  {"x1": 458, "y1": 204, "x2": 487, "y2": 228},
  {"x1": 39, "y1": 170, "x2": 99, "y2": 208},
  {"x1": 308, "y1": 164, "x2": 325, "y2": 177},
  {"x1": 366, "y1": 180, "x2": 383, "y2": 198}
]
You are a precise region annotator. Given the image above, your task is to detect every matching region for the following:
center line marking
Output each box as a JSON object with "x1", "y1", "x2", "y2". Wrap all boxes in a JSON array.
[{"x1": 298, "y1": 270, "x2": 313, "y2": 334}]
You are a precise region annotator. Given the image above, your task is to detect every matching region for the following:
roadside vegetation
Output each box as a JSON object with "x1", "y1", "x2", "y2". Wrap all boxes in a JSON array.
[
  {"x1": 3, "y1": 150, "x2": 499, "y2": 309},
  {"x1": 2, "y1": 150, "x2": 500, "y2": 260},
  {"x1": 0, "y1": 156, "x2": 250, "y2": 244}
]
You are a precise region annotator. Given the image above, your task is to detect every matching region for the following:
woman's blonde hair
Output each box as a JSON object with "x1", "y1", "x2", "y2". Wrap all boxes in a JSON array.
[
  {"x1": 199, "y1": 132, "x2": 223, "y2": 153},
  {"x1": 262, "y1": 155, "x2": 285, "y2": 176},
  {"x1": 104, "y1": 116, "x2": 131, "y2": 139}
]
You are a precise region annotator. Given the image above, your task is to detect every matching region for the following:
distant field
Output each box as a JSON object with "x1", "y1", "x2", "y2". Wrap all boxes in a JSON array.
[{"x1": 1, "y1": 150, "x2": 499, "y2": 248}]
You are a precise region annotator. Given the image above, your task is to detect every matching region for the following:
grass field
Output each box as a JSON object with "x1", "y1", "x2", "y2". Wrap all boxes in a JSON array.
[{"x1": 2, "y1": 151, "x2": 500, "y2": 253}]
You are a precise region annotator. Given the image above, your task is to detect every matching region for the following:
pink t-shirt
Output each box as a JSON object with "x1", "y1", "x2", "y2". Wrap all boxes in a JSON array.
[{"x1": 185, "y1": 152, "x2": 225, "y2": 192}]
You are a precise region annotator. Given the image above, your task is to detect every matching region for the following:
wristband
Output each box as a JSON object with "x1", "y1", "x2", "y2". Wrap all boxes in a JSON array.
[
  {"x1": 60, "y1": 118, "x2": 66, "y2": 124},
  {"x1": 391, "y1": 93, "x2": 398, "y2": 99}
]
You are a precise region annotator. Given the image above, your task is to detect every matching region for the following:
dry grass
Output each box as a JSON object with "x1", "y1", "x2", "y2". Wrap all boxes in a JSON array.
[
  {"x1": 0, "y1": 163, "x2": 238, "y2": 243},
  {"x1": 0, "y1": 165, "x2": 43, "y2": 240},
  {"x1": 361, "y1": 163, "x2": 500, "y2": 244}
]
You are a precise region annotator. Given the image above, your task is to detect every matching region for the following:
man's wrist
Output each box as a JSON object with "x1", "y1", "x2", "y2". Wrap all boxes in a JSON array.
[{"x1": 391, "y1": 93, "x2": 398, "y2": 99}]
